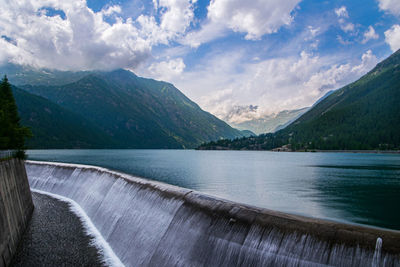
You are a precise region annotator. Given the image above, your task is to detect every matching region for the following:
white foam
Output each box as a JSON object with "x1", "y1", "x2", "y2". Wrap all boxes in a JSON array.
[
  {"x1": 31, "y1": 188, "x2": 125, "y2": 267},
  {"x1": 372, "y1": 237, "x2": 383, "y2": 267},
  {"x1": 26, "y1": 160, "x2": 191, "y2": 195}
]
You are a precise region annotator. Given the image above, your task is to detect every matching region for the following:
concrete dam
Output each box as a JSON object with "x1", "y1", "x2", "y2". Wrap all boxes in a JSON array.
[
  {"x1": 0, "y1": 159, "x2": 33, "y2": 267},
  {"x1": 25, "y1": 161, "x2": 400, "y2": 267}
]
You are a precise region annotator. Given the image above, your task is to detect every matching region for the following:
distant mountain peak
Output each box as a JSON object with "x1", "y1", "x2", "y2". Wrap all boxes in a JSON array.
[{"x1": 229, "y1": 107, "x2": 309, "y2": 135}]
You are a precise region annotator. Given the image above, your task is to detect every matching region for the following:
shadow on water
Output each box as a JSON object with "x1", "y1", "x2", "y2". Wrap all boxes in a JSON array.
[{"x1": 308, "y1": 163, "x2": 400, "y2": 230}]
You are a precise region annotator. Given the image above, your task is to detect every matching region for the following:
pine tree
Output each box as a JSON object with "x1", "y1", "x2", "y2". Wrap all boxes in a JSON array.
[{"x1": 0, "y1": 75, "x2": 31, "y2": 155}]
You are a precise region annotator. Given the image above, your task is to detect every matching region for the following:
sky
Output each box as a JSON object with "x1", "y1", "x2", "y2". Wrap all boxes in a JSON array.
[{"x1": 0, "y1": 0, "x2": 400, "y2": 123}]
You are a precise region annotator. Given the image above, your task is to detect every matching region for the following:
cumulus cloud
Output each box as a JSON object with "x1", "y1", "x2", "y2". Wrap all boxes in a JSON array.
[
  {"x1": 153, "y1": 0, "x2": 196, "y2": 37},
  {"x1": 307, "y1": 26, "x2": 320, "y2": 39},
  {"x1": 0, "y1": 1, "x2": 151, "y2": 70},
  {"x1": 147, "y1": 58, "x2": 186, "y2": 81},
  {"x1": 334, "y1": 6, "x2": 356, "y2": 34},
  {"x1": 101, "y1": 5, "x2": 122, "y2": 16},
  {"x1": 335, "y1": 6, "x2": 349, "y2": 18},
  {"x1": 0, "y1": 0, "x2": 197, "y2": 70},
  {"x1": 378, "y1": 0, "x2": 400, "y2": 16},
  {"x1": 136, "y1": 0, "x2": 196, "y2": 46},
  {"x1": 305, "y1": 50, "x2": 378, "y2": 92},
  {"x1": 384, "y1": 24, "x2": 400, "y2": 52},
  {"x1": 362, "y1": 26, "x2": 379, "y2": 44},
  {"x1": 165, "y1": 50, "x2": 378, "y2": 121},
  {"x1": 183, "y1": 0, "x2": 301, "y2": 47},
  {"x1": 221, "y1": 105, "x2": 259, "y2": 124},
  {"x1": 182, "y1": 22, "x2": 227, "y2": 48},
  {"x1": 207, "y1": 0, "x2": 301, "y2": 40},
  {"x1": 340, "y1": 22, "x2": 355, "y2": 33}
]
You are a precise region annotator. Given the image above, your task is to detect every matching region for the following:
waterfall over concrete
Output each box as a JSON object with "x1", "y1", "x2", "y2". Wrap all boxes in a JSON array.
[{"x1": 26, "y1": 161, "x2": 400, "y2": 267}]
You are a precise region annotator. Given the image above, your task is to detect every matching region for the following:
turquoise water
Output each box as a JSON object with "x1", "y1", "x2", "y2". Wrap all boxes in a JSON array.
[{"x1": 27, "y1": 150, "x2": 400, "y2": 230}]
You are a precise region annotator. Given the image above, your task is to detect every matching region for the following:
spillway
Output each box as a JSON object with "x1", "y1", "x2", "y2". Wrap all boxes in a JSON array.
[{"x1": 25, "y1": 161, "x2": 400, "y2": 267}]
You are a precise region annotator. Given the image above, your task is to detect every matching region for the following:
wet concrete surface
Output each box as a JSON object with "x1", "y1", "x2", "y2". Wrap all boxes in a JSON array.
[{"x1": 10, "y1": 192, "x2": 106, "y2": 267}]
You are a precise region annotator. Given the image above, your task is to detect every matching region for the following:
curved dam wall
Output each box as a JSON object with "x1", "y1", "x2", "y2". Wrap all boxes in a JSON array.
[
  {"x1": 0, "y1": 159, "x2": 33, "y2": 267},
  {"x1": 25, "y1": 161, "x2": 400, "y2": 267}
]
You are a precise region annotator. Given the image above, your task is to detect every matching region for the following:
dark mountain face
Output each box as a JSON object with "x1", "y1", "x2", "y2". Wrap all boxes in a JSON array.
[
  {"x1": 5, "y1": 67, "x2": 244, "y2": 149},
  {"x1": 198, "y1": 49, "x2": 400, "y2": 151},
  {"x1": 12, "y1": 87, "x2": 115, "y2": 148}
]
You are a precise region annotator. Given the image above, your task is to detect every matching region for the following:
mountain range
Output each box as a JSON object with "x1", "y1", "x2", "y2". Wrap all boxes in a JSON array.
[
  {"x1": 3, "y1": 66, "x2": 250, "y2": 149},
  {"x1": 198, "y1": 49, "x2": 400, "y2": 151},
  {"x1": 229, "y1": 107, "x2": 309, "y2": 135}
]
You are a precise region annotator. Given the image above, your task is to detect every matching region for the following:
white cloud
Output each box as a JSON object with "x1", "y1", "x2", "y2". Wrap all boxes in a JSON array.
[
  {"x1": 147, "y1": 58, "x2": 186, "y2": 81},
  {"x1": 304, "y1": 26, "x2": 321, "y2": 49},
  {"x1": 221, "y1": 105, "x2": 259, "y2": 124},
  {"x1": 362, "y1": 26, "x2": 379, "y2": 44},
  {"x1": 0, "y1": 0, "x2": 197, "y2": 70},
  {"x1": 335, "y1": 6, "x2": 355, "y2": 34},
  {"x1": 101, "y1": 5, "x2": 122, "y2": 16},
  {"x1": 335, "y1": 6, "x2": 349, "y2": 18},
  {"x1": 208, "y1": 0, "x2": 301, "y2": 40},
  {"x1": 0, "y1": 0, "x2": 153, "y2": 70},
  {"x1": 129, "y1": 0, "x2": 197, "y2": 46},
  {"x1": 384, "y1": 24, "x2": 400, "y2": 52},
  {"x1": 309, "y1": 40, "x2": 319, "y2": 50},
  {"x1": 337, "y1": 35, "x2": 352, "y2": 45},
  {"x1": 308, "y1": 26, "x2": 320, "y2": 38},
  {"x1": 155, "y1": 0, "x2": 196, "y2": 36},
  {"x1": 182, "y1": 0, "x2": 301, "y2": 46},
  {"x1": 378, "y1": 0, "x2": 400, "y2": 16},
  {"x1": 182, "y1": 22, "x2": 227, "y2": 48},
  {"x1": 137, "y1": 15, "x2": 170, "y2": 45},
  {"x1": 340, "y1": 22, "x2": 355, "y2": 32},
  {"x1": 163, "y1": 50, "x2": 378, "y2": 121},
  {"x1": 305, "y1": 50, "x2": 378, "y2": 92}
]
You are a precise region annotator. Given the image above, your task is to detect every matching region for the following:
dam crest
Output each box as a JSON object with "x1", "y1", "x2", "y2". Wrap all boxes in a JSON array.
[{"x1": 25, "y1": 160, "x2": 400, "y2": 267}]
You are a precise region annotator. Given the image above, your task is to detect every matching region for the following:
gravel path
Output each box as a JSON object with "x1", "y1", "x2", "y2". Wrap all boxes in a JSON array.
[{"x1": 10, "y1": 192, "x2": 106, "y2": 267}]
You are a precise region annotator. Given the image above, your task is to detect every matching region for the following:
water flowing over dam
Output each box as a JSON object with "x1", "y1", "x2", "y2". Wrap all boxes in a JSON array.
[{"x1": 25, "y1": 161, "x2": 400, "y2": 267}]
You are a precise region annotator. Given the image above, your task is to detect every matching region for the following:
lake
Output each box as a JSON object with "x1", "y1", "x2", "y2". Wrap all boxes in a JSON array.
[{"x1": 27, "y1": 149, "x2": 400, "y2": 230}]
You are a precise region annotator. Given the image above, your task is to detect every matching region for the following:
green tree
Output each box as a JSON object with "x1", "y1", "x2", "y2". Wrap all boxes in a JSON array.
[{"x1": 0, "y1": 75, "x2": 31, "y2": 156}]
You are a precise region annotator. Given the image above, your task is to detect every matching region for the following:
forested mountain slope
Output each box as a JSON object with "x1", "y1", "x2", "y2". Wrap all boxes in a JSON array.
[{"x1": 6, "y1": 67, "x2": 245, "y2": 148}]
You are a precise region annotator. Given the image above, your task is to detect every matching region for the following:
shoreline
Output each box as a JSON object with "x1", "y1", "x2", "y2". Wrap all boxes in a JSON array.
[
  {"x1": 275, "y1": 149, "x2": 400, "y2": 154},
  {"x1": 197, "y1": 147, "x2": 400, "y2": 153},
  {"x1": 26, "y1": 148, "x2": 400, "y2": 154}
]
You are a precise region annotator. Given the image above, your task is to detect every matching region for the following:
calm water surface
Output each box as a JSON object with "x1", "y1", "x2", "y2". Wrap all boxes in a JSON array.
[{"x1": 27, "y1": 150, "x2": 400, "y2": 230}]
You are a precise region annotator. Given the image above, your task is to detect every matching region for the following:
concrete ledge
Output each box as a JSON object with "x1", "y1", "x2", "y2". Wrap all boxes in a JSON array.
[{"x1": 26, "y1": 160, "x2": 400, "y2": 256}]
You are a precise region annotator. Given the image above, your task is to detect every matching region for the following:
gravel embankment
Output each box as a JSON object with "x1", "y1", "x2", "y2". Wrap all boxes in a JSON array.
[{"x1": 10, "y1": 192, "x2": 106, "y2": 267}]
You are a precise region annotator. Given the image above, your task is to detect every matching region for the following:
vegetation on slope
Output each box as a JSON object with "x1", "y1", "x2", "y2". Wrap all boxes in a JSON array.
[{"x1": 13, "y1": 87, "x2": 116, "y2": 148}]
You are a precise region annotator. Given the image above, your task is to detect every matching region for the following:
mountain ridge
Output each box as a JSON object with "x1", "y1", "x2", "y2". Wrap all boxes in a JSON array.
[{"x1": 3, "y1": 66, "x2": 246, "y2": 148}]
